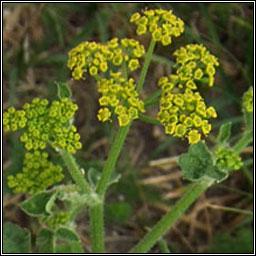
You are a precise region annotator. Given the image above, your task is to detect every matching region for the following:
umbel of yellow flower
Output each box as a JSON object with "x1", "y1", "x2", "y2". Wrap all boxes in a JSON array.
[
  {"x1": 67, "y1": 38, "x2": 145, "y2": 80},
  {"x1": 3, "y1": 98, "x2": 82, "y2": 154},
  {"x1": 173, "y1": 44, "x2": 219, "y2": 87},
  {"x1": 157, "y1": 44, "x2": 219, "y2": 144},
  {"x1": 130, "y1": 9, "x2": 184, "y2": 46},
  {"x1": 97, "y1": 72, "x2": 145, "y2": 126},
  {"x1": 7, "y1": 151, "x2": 64, "y2": 194}
]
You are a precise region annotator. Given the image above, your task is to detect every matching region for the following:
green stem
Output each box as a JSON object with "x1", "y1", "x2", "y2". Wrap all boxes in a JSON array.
[
  {"x1": 139, "y1": 113, "x2": 161, "y2": 126},
  {"x1": 130, "y1": 176, "x2": 214, "y2": 253},
  {"x1": 96, "y1": 125, "x2": 130, "y2": 196},
  {"x1": 59, "y1": 149, "x2": 91, "y2": 194},
  {"x1": 137, "y1": 39, "x2": 156, "y2": 94},
  {"x1": 90, "y1": 203, "x2": 104, "y2": 253},
  {"x1": 233, "y1": 129, "x2": 253, "y2": 154}
]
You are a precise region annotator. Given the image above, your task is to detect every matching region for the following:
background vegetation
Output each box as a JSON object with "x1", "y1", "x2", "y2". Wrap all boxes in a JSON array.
[{"x1": 3, "y1": 2, "x2": 253, "y2": 253}]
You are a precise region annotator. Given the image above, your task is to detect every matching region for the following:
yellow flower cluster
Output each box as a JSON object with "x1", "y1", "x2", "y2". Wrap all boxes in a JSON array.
[
  {"x1": 4, "y1": 98, "x2": 82, "y2": 154},
  {"x1": 173, "y1": 44, "x2": 219, "y2": 87},
  {"x1": 158, "y1": 84, "x2": 217, "y2": 144},
  {"x1": 158, "y1": 44, "x2": 218, "y2": 144},
  {"x1": 97, "y1": 72, "x2": 145, "y2": 126},
  {"x1": 67, "y1": 38, "x2": 145, "y2": 80},
  {"x1": 242, "y1": 87, "x2": 253, "y2": 112},
  {"x1": 7, "y1": 151, "x2": 64, "y2": 194},
  {"x1": 3, "y1": 107, "x2": 27, "y2": 132},
  {"x1": 130, "y1": 9, "x2": 184, "y2": 46}
]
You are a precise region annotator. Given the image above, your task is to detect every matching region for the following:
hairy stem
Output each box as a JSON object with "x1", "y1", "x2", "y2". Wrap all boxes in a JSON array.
[
  {"x1": 90, "y1": 203, "x2": 104, "y2": 253},
  {"x1": 59, "y1": 149, "x2": 91, "y2": 194},
  {"x1": 96, "y1": 125, "x2": 130, "y2": 196},
  {"x1": 130, "y1": 177, "x2": 214, "y2": 253}
]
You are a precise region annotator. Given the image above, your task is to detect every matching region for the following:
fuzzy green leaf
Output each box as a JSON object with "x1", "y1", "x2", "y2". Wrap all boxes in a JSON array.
[
  {"x1": 56, "y1": 227, "x2": 80, "y2": 242},
  {"x1": 3, "y1": 222, "x2": 31, "y2": 253},
  {"x1": 56, "y1": 81, "x2": 72, "y2": 99},
  {"x1": 217, "y1": 122, "x2": 232, "y2": 143},
  {"x1": 36, "y1": 228, "x2": 54, "y2": 253},
  {"x1": 178, "y1": 142, "x2": 214, "y2": 181},
  {"x1": 21, "y1": 191, "x2": 54, "y2": 217}
]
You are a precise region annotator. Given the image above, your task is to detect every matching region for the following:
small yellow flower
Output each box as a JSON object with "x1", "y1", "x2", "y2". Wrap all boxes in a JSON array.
[
  {"x1": 161, "y1": 34, "x2": 171, "y2": 46},
  {"x1": 99, "y1": 62, "x2": 108, "y2": 72},
  {"x1": 115, "y1": 105, "x2": 126, "y2": 115},
  {"x1": 72, "y1": 67, "x2": 83, "y2": 80},
  {"x1": 113, "y1": 54, "x2": 123, "y2": 66},
  {"x1": 130, "y1": 12, "x2": 141, "y2": 23},
  {"x1": 184, "y1": 117, "x2": 193, "y2": 127},
  {"x1": 165, "y1": 124, "x2": 175, "y2": 135},
  {"x1": 194, "y1": 68, "x2": 203, "y2": 80},
  {"x1": 89, "y1": 66, "x2": 98, "y2": 76},
  {"x1": 201, "y1": 120, "x2": 211, "y2": 135},
  {"x1": 99, "y1": 96, "x2": 109, "y2": 106},
  {"x1": 97, "y1": 108, "x2": 111, "y2": 122},
  {"x1": 175, "y1": 124, "x2": 186, "y2": 137},
  {"x1": 118, "y1": 114, "x2": 130, "y2": 126},
  {"x1": 152, "y1": 28, "x2": 162, "y2": 41},
  {"x1": 128, "y1": 107, "x2": 139, "y2": 119},
  {"x1": 128, "y1": 59, "x2": 139, "y2": 71},
  {"x1": 206, "y1": 106, "x2": 217, "y2": 118},
  {"x1": 192, "y1": 114, "x2": 202, "y2": 127},
  {"x1": 186, "y1": 80, "x2": 197, "y2": 90},
  {"x1": 188, "y1": 130, "x2": 201, "y2": 144},
  {"x1": 136, "y1": 24, "x2": 147, "y2": 35}
]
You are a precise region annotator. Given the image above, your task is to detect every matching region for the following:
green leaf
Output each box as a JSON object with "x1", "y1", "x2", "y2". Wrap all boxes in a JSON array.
[
  {"x1": 21, "y1": 191, "x2": 54, "y2": 217},
  {"x1": 56, "y1": 227, "x2": 80, "y2": 242},
  {"x1": 55, "y1": 81, "x2": 72, "y2": 99},
  {"x1": 217, "y1": 122, "x2": 232, "y2": 143},
  {"x1": 178, "y1": 142, "x2": 214, "y2": 181},
  {"x1": 36, "y1": 228, "x2": 54, "y2": 253},
  {"x1": 3, "y1": 222, "x2": 31, "y2": 253},
  {"x1": 55, "y1": 241, "x2": 84, "y2": 253},
  {"x1": 105, "y1": 202, "x2": 132, "y2": 224}
]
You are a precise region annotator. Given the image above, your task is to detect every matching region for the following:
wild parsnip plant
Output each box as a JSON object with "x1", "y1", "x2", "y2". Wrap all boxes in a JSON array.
[{"x1": 3, "y1": 8, "x2": 253, "y2": 254}]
